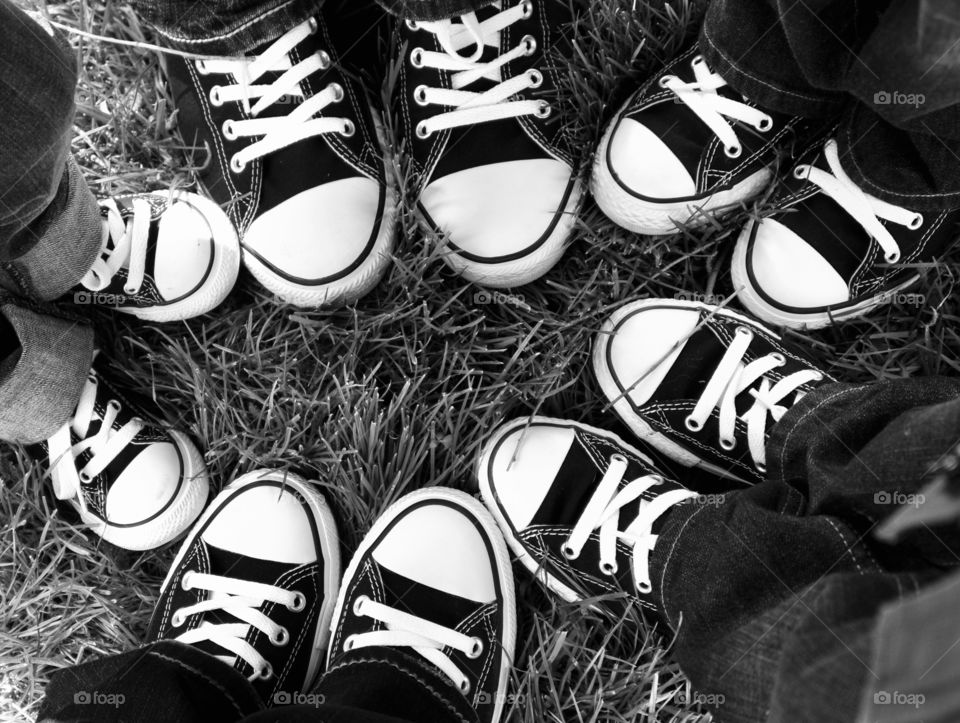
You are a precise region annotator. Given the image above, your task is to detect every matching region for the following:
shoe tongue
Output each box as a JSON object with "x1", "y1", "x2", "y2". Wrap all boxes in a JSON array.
[{"x1": 376, "y1": 565, "x2": 480, "y2": 632}]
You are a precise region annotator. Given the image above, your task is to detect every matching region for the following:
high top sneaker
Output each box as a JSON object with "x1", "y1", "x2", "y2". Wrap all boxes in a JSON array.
[
  {"x1": 165, "y1": 12, "x2": 397, "y2": 307},
  {"x1": 37, "y1": 364, "x2": 210, "y2": 551},
  {"x1": 593, "y1": 299, "x2": 830, "y2": 484},
  {"x1": 732, "y1": 138, "x2": 960, "y2": 329},
  {"x1": 591, "y1": 45, "x2": 818, "y2": 235},
  {"x1": 147, "y1": 470, "x2": 341, "y2": 704},
  {"x1": 71, "y1": 191, "x2": 240, "y2": 322},
  {"x1": 327, "y1": 488, "x2": 516, "y2": 723},
  {"x1": 478, "y1": 417, "x2": 696, "y2": 615},
  {"x1": 398, "y1": 0, "x2": 584, "y2": 287}
]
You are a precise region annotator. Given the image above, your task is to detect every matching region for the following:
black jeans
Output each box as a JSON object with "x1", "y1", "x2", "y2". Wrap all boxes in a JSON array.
[
  {"x1": 37, "y1": 641, "x2": 479, "y2": 723},
  {"x1": 701, "y1": 0, "x2": 960, "y2": 211},
  {"x1": 650, "y1": 376, "x2": 960, "y2": 723},
  {"x1": 132, "y1": 0, "x2": 489, "y2": 55}
]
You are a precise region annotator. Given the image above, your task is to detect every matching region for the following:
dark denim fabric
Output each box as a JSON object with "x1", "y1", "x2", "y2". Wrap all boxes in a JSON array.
[
  {"x1": 37, "y1": 641, "x2": 478, "y2": 723},
  {"x1": 650, "y1": 377, "x2": 960, "y2": 723},
  {"x1": 700, "y1": 0, "x2": 960, "y2": 211},
  {"x1": 134, "y1": 0, "x2": 489, "y2": 54}
]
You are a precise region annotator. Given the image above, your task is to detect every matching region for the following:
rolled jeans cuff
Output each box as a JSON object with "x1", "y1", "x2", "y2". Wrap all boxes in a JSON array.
[
  {"x1": 377, "y1": 0, "x2": 487, "y2": 22},
  {"x1": 0, "y1": 158, "x2": 100, "y2": 302},
  {"x1": 0, "y1": 300, "x2": 92, "y2": 444}
]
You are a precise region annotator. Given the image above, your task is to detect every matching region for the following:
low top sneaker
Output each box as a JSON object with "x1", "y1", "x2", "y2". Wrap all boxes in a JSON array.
[
  {"x1": 594, "y1": 299, "x2": 829, "y2": 484},
  {"x1": 732, "y1": 138, "x2": 960, "y2": 329},
  {"x1": 166, "y1": 13, "x2": 397, "y2": 307},
  {"x1": 73, "y1": 191, "x2": 240, "y2": 322},
  {"x1": 399, "y1": 0, "x2": 584, "y2": 287},
  {"x1": 328, "y1": 488, "x2": 516, "y2": 723},
  {"x1": 147, "y1": 470, "x2": 341, "y2": 703},
  {"x1": 591, "y1": 46, "x2": 817, "y2": 235},
  {"x1": 38, "y1": 364, "x2": 209, "y2": 550},
  {"x1": 478, "y1": 417, "x2": 696, "y2": 613}
]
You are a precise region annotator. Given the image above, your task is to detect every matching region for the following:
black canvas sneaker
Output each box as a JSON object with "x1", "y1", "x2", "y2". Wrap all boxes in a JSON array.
[
  {"x1": 165, "y1": 12, "x2": 397, "y2": 307},
  {"x1": 327, "y1": 488, "x2": 516, "y2": 723},
  {"x1": 732, "y1": 138, "x2": 960, "y2": 329},
  {"x1": 72, "y1": 191, "x2": 240, "y2": 322},
  {"x1": 594, "y1": 299, "x2": 830, "y2": 484},
  {"x1": 147, "y1": 470, "x2": 341, "y2": 703},
  {"x1": 592, "y1": 45, "x2": 817, "y2": 235},
  {"x1": 478, "y1": 417, "x2": 696, "y2": 613},
  {"x1": 37, "y1": 364, "x2": 210, "y2": 551},
  {"x1": 398, "y1": 0, "x2": 584, "y2": 287}
]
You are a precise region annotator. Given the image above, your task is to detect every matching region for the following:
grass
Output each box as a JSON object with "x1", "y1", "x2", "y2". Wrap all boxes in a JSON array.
[{"x1": 2, "y1": 0, "x2": 960, "y2": 721}]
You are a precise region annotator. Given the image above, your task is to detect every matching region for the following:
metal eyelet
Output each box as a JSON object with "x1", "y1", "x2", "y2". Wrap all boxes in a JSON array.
[
  {"x1": 691, "y1": 54, "x2": 705, "y2": 66},
  {"x1": 317, "y1": 50, "x2": 331, "y2": 69},
  {"x1": 755, "y1": 461, "x2": 767, "y2": 474},
  {"x1": 413, "y1": 85, "x2": 429, "y2": 106},
  {"x1": 756, "y1": 116, "x2": 773, "y2": 132},
  {"x1": 599, "y1": 560, "x2": 618, "y2": 576},
  {"x1": 341, "y1": 119, "x2": 355, "y2": 137},
  {"x1": 561, "y1": 543, "x2": 578, "y2": 560},
  {"x1": 908, "y1": 213, "x2": 924, "y2": 230},
  {"x1": 719, "y1": 437, "x2": 736, "y2": 451},
  {"x1": 209, "y1": 85, "x2": 224, "y2": 107},
  {"x1": 658, "y1": 74, "x2": 677, "y2": 89},
  {"x1": 610, "y1": 453, "x2": 627, "y2": 465},
  {"x1": 307, "y1": 17, "x2": 319, "y2": 34},
  {"x1": 884, "y1": 250, "x2": 901, "y2": 264},
  {"x1": 288, "y1": 592, "x2": 306, "y2": 612},
  {"x1": 353, "y1": 595, "x2": 368, "y2": 616},
  {"x1": 416, "y1": 121, "x2": 432, "y2": 139},
  {"x1": 770, "y1": 352, "x2": 786, "y2": 366},
  {"x1": 171, "y1": 610, "x2": 186, "y2": 627},
  {"x1": 181, "y1": 571, "x2": 194, "y2": 591},
  {"x1": 410, "y1": 47, "x2": 424, "y2": 68},
  {"x1": 521, "y1": 35, "x2": 537, "y2": 55},
  {"x1": 735, "y1": 325, "x2": 754, "y2": 340},
  {"x1": 344, "y1": 634, "x2": 357, "y2": 651},
  {"x1": 535, "y1": 101, "x2": 552, "y2": 119},
  {"x1": 229, "y1": 156, "x2": 246, "y2": 174},
  {"x1": 258, "y1": 662, "x2": 274, "y2": 680},
  {"x1": 195, "y1": 59, "x2": 209, "y2": 75},
  {"x1": 793, "y1": 164, "x2": 809, "y2": 180},
  {"x1": 405, "y1": 19, "x2": 419, "y2": 30},
  {"x1": 222, "y1": 120, "x2": 237, "y2": 141},
  {"x1": 637, "y1": 580, "x2": 653, "y2": 594},
  {"x1": 459, "y1": 679, "x2": 471, "y2": 695},
  {"x1": 329, "y1": 83, "x2": 344, "y2": 103},
  {"x1": 685, "y1": 416, "x2": 703, "y2": 433},
  {"x1": 724, "y1": 144, "x2": 743, "y2": 159},
  {"x1": 79, "y1": 470, "x2": 93, "y2": 484},
  {"x1": 520, "y1": 0, "x2": 533, "y2": 16},
  {"x1": 527, "y1": 69, "x2": 543, "y2": 88},
  {"x1": 466, "y1": 637, "x2": 484, "y2": 659},
  {"x1": 271, "y1": 627, "x2": 290, "y2": 647}
]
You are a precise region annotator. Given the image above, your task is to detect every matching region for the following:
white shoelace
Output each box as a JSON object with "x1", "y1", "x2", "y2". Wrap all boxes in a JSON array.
[
  {"x1": 411, "y1": 1, "x2": 550, "y2": 139},
  {"x1": 793, "y1": 139, "x2": 924, "y2": 264},
  {"x1": 172, "y1": 570, "x2": 305, "y2": 681},
  {"x1": 345, "y1": 595, "x2": 482, "y2": 694},
  {"x1": 47, "y1": 373, "x2": 144, "y2": 512},
  {"x1": 564, "y1": 455, "x2": 697, "y2": 594},
  {"x1": 685, "y1": 325, "x2": 823, "y2": 472},
  {"x1": 660, "y1": 54, "x2": 773, "y2": 159},
  {"x1": 81, "y1": 198, "x2": 153, "y2": 296},
  {"x1": 197, "y1": 19, "x2": 350, "y2": 174}
]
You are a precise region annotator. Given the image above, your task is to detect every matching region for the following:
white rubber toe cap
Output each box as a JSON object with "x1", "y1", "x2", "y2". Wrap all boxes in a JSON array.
[
  {"x1": 420, "y1": 159, "x2": 572, "y2": 261},
  {"x1": 243, "y1": 178, "x2": 381, "y2": 283},
  {"x1": 604, "y1": 304, "x2": 702, "y2": 405},
  {"x1": 372, "y1": 503, "x2": 496, "y2": 604},
  {"x1": 154, "y1": 200, "x2": 214, "y2": 299},
  {"x1": 749, "y1": 218, "x2": 849, "y2": 308},
  {"x1": 608, "y1": 118, "x2": 696, "y2": 200},
  {"x1": 202, "y1": 484, "x2": 318, "y2": 565},
  {"x1": 105, "y1": 442, "x2": 180, "y2": 525},
  {"x1": 486, "y1": 423, "x2": 575, "y2": 532}
]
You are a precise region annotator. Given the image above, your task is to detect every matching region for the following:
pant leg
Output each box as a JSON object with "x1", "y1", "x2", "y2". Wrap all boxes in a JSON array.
[
  {"x1": 239, "y1": 648, "x2": 479, "y2": 723},
  {"x1": 0, "y1": 297, "x2": 93, "y2": 444},
  {"x1": 37, "y1": 640, "x2": 264, "y2": 723},
  {"x1": 649, "y1": 377, "x2": 960, "y2": 723},
  {"x1": 0, "y1": 2, "x2": 101, "y2": 301}
]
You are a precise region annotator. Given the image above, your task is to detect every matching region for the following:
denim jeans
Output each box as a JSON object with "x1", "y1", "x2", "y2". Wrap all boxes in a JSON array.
[
  {"x1": 0, "y1": 1, "x2": 98, "y2": 444},
  {"x1": 701, "y1": 0, "x2": 960, "y2": 211},
  {"x1": 650, "y1": 376, "x2": 960, "y2": 723},
  {"x1": 36, "y1": 640, "x2": 478, "y2": 723},
  {"x1": 133, "y1": 0, "x2": 489, "y2": 55}
]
